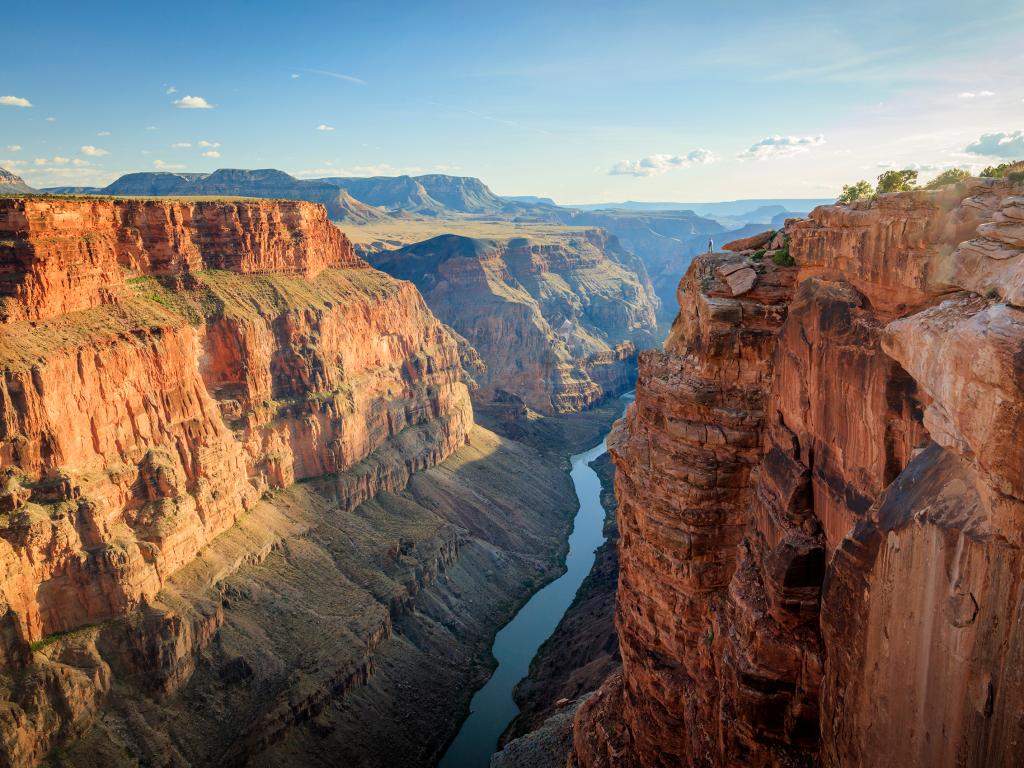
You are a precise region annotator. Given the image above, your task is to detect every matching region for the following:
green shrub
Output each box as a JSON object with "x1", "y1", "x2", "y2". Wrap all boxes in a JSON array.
[
  {"x1": 980, "y1": 161, "x2": 1019, "y2": 178},
  {"x1": 924, "y1": 168, "x2": 970, "y2": 190},
  {"x1": 1009, "y1": 171, "x2": 1024, "y2": 185},
  {"x1": 772, "y1": 236, "x2": 795, "y2": 267},
  {"x1": 838, "y1": 180, "x2": 873, "y2": 203},
  {"x1": 751, "y1": 248, "x2": 766, "y2": 262},
  {"x1": 876, "y1": 169, "x2": 919, "y2": 193}
]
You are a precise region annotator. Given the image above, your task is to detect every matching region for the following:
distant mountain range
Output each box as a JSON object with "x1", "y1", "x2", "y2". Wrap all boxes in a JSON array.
[
  {"x1": 40, "y1": 168, "x2": 544, "y2": 220},
  {"x1": 571, "y1": 198, "x2": 833, "y2": 216},
  {"x1": 0, "y1": 168, "x2": 37, "y2": 194},
  {"x1": 36, "y1": 167, "x2": 832, "y2": 226}
]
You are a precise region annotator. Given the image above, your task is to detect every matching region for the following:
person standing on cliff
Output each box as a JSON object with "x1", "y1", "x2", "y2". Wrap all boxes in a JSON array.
[{"x1": 708, "y1": 238, "x2": 714, "y2": 252}]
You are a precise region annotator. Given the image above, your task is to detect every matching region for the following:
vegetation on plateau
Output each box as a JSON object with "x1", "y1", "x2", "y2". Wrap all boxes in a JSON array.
[{"x1": 838, "y1": 159, "x2": 1022, "y2": 205}]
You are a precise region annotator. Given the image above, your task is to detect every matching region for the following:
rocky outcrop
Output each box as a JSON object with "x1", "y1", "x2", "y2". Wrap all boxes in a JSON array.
[
  {"x1": 0, "y1": 197, "x2": 363, "y2": 321},
  {"x1": 0, "y1": 196, "x2": 476, "y2": 765},
  {"x1": 572, "y1": 175, "x2": 1024, "y2": 768},
  {"x1": 0, "y1": 168, "x2": 36, "y2": 195},
  {"x1": 368, "y1": 230, "x2": 659, "y2": 414}
]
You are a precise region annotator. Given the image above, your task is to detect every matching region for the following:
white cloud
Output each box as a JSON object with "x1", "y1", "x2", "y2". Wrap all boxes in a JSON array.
[
  {"x1": 316, "y1": 124, "x2": 335, "y2": 131},
  {"x1": 97, "y1": 131, "x2": 111, "y2": 136},
  {"x1": 291, "y1": 74, "x2": 300, "y2": 79},
  {"x1": 739, "y1": 135, "x2": 825, "y2": 160},
  {"x1": 201, "y1": 150, "x2": 221, "y2": 158},
  {"x1": 965, "y1": 130, "x2": 1024, "y2": 159},
  {"x1": 197, "y1": 140, "x2": 220, "y2": 147},
  {"x1": 34, "y1": 156, "x2": 73, "y2": 166},
  {"x1": 45, "y1": 117, "x2": 56, "y2": 122},
  {"x1": 6, "y1": 145, "x2": 21, "y2": 152},
  {"x1": 1, "y1": 159, "x2": 25, "y2": 168},
  {"x1": 0, "y1": 96, "x2": 32, "y2": 108},
  {"x1": 171, "y1": 142, "x2": 193, "y2": 148},
  {"x1": 80, "y1": 145, "x2": 108, "y2": 156},
  {"x1": 609, "y1": 149, "x2": 716, "y2": 177},
  {"x1": 153, "y1": 159, "x2": 185, "y2": 170},
  {"x1": 173, "y1": 95, "x2": 214, "y2": 109},
  {"x1": 166, "y1": 85, "x2": 177, "y2": 94},
  {"x1": 958, "y1": 90, "x2": 995, "y2": 99}
]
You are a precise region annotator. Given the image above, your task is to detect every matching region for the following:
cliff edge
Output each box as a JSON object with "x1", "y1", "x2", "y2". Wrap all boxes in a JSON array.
[{"x1": 571, "y1": 175, "x2": 1024, "y2": 768}]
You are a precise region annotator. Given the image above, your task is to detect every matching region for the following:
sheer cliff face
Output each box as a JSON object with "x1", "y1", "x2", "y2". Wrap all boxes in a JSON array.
[
  {"x1": 0, "y1": 197, "x2": 472, "y2": 663},
  {"x1": 368, "y1": 230, "x2": 659, "y2": 415},
  {"x1": 573, "y1": 178, "x2": 1024, "y2": 768}
]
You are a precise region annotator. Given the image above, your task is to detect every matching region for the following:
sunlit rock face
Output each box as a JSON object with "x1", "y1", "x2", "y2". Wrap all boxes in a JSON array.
[
  {"x1": 571, "y1": 176, "x2": 1024, "y2": 768},
  {"x1": 0, "y1": 196, "x2": 479, "y2": 764},
  {"x1": 368, "y1": 229, "x2": 660, "y2": 415}
]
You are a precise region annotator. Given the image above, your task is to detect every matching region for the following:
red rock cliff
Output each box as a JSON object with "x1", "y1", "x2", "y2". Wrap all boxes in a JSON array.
[
  {"x1": 0, "y1": 197, "x2": 471, "y2": 659},
  {"x1": 0, "y1": 197, "x2": 361, "y2": 322},
  {"x1": 572, "y1": 176, "x2": 1024, "y2": 768}
]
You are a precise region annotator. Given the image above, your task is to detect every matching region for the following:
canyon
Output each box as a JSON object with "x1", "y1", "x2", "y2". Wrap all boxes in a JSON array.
[
  {"x1": 4, "y1": 168, "x2": 1023, "y2": 768},
  {"x1": 0, "y1": 195, "x2": 621, "y2": 766},
  {"x1": 367, "y1": 230, "x2": 659, "y2": 415},
  {"x1": 568, "y1": 174, "x2": 1024, "y2": 767}
]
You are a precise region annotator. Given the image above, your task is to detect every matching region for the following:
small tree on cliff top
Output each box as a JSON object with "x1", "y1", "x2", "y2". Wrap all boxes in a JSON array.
[
  {"x1": 876, "y1": 169, "x2": 919, "y2": 193},
  {"x1": 981, "y1": 160, "x2": 1024, "y2": 178},
  {"x1": 838, "y1": 180, "x2": 873, "y2": 203},
  {"x1": 924, "y1": 168, "x2": 970, "y2": 190}
]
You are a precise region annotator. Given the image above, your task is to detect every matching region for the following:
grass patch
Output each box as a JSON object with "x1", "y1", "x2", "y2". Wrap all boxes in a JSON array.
[
  {"x1": 772, "y1": 236, "x2": 796, "y2": 267},
  {"x1": 31, "y1": 623, "x2": 97, "y2": 652}
]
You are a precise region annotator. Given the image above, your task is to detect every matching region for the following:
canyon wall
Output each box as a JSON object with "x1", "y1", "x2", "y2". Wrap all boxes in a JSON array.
[
  {"x1": 572, "y1": 177, "x2": 1024, "y2": 767},
  {"x1": 368, "y1": 230, "x2": 659, "y2": 415},
  {"x1": 0, "y1": 196, "x2": 477, "y2": 765}
]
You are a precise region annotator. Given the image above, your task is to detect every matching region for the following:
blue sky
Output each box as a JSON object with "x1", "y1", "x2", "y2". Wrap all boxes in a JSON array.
[{"x1": 2, "y1": 0, "x2": 1022, "y2": 202}]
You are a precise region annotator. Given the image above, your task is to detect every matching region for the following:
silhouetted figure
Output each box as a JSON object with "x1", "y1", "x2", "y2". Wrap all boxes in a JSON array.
[{"x1": 708, "y1": 238, "x2": 714, "y2": 253}]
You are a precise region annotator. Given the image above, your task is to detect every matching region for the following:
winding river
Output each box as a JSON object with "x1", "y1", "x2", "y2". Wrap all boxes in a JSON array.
[{"x1": 438, "y1": 394, "x2": 631, "y2": 768}]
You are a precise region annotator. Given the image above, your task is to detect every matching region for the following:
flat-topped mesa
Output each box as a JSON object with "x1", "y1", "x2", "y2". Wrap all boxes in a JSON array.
[
  {"x1": 0, "y1": 197, "x2": 362, "y2": 322},
  {"x1": 367, "y1": 228, "x2": 659, "y2": 415},
  {"x1": 573, "y1": 173, "x2": 1024, "y2": 768},
  {"x1": 0, "y1": 196, "x2": 472, "y2": 665}
]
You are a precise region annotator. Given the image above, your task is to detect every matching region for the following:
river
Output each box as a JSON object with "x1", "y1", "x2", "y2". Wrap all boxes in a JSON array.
[{"x1": 438, "y1": 394, "x2": 631, "y2": 768}]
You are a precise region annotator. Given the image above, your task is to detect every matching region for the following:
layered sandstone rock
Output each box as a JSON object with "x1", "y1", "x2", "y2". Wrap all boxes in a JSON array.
[
  {"x1": 368, "y1": 230, "x2": 659, "y2": 414},
  {"x1": 0, "y1": 196, "x2": 475, "y2": 765},
  {"x1": 0, "y1": 197, "x2": 361, "y2": 322},
  {"x1": 573, "y1": 175, "x2": 1024, "y2": 768}
]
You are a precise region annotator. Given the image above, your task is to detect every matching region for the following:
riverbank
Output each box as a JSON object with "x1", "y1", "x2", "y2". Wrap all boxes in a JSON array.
[{"x1": 439, "y1": 396, "x2": 628, "y2": 767}]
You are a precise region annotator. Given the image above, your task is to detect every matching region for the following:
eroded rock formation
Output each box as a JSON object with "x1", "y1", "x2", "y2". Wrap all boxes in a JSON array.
[
  {"x1": 368, "y1": 230, "x2": 659, "y2": 414},
  {"x1": 572, "y1": 176, "x2": 1024, "y2": 768},
  {"x1": 0, "y1": 196, "x2": 477, "y2": 765}
]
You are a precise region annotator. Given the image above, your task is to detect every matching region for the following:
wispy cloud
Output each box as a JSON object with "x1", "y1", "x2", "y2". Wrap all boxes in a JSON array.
[
  {"x1": 201, "y1": 150, "x2": 221, "y2": 158},
  {"x1": 173, "y1": 95, "x2": 214, "y2": 109},
  {"x1": 153, "y1": 159, "x2": 185, "y2": 170},
  {"x1": 97, "y1": 131, "x2": 111, "y2": 136},
  {"x1": 739, "y1": 134, "x2": 825, "y2": 160},
  {"x1": 306, "y1": 68, "x2": 366, "y2": 85},
  {"x1": 80, "y1": 145, "x2": 108, "y2": 156},
  {"x1": 166, "y1": 85, "x2": 177, "y2": 94},
  {"x1": 316, "y1": 124, "x2": 335, "y2": 131},
  {"x1": 6, "y1": 145, "x2": 21, "y2": 152},
  {"x1": 291, "y1": 74, "x2": 300, "y2": 79},
  {"x1": 610, "y1": 149, "x2": 716, "y2": 177},
  {"x1": 171, "y1": 142, "x2": 192, "y2": 148},
  {"x1": 965, "y1": 130, "x2": 1024, "y2": 158},
  {"x1": 34, "y1": 156, "x2": 89, "y2": 167},
  {"x1": 0, "y1": 96, "x2": 32, "y2": 108},
  {"x1": 45, "y1": 117, "x2": 56, "y2": 122},
  {"x1": 958, "y1": 90, "x2": 995, "y2": 99},
  {"x1": 197, "y1": 140, "x2": 220, "y2": 148}
]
